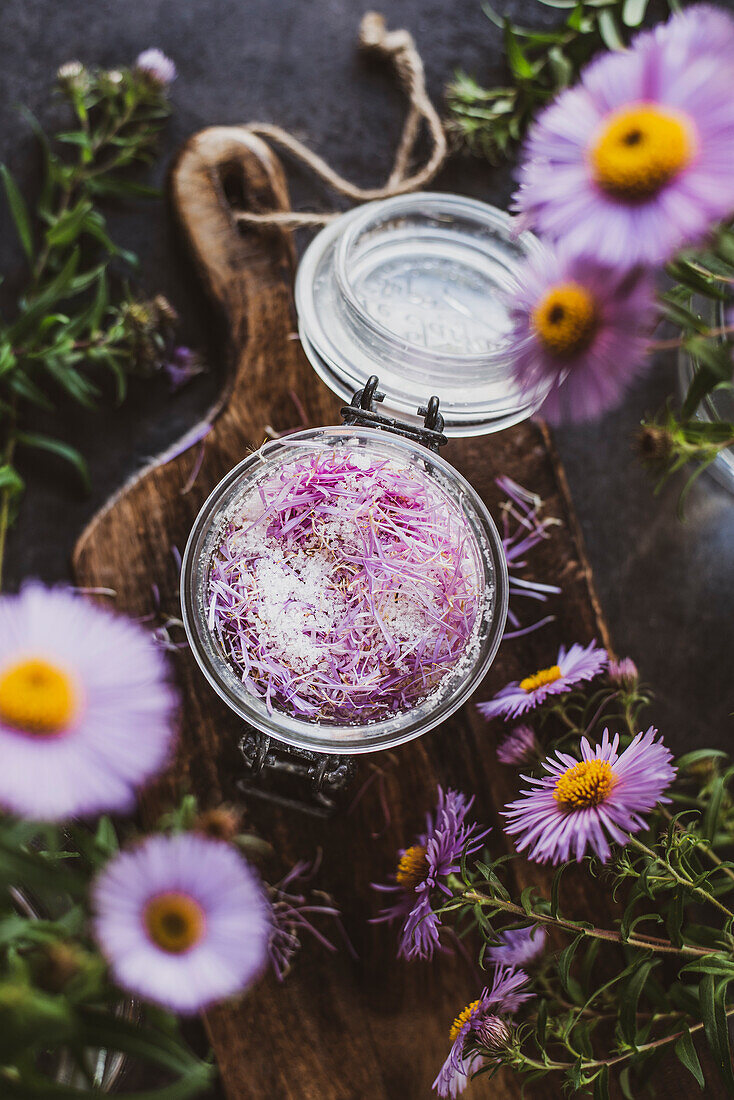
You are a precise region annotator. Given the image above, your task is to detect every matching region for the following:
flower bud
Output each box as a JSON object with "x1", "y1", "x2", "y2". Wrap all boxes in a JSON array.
[
  {"x1": 497, "y1": 725, "x2": 538, "y2": 766},
  {"x1": 135, "y1": 48, "x2": 176, "y2": 88},
  {"x1": 194, "y1": 805, "x2": 242, "y2": 842},
  {"x1": 608, "y1": 657, "x2": 639, "y2": 690}
]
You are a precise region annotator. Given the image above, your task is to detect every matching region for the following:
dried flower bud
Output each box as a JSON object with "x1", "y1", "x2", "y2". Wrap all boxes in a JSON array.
[
  {"x1": 637, "y1": 424, "x2": 674, "y2": 469},
  {"x1": 194, "y1": 805, "x2": 242, "y2": 842},
  {"x1": 497, "y1": 724, "x2": 538, "y2": 766},
  {"x1": 608, "y1": 657, "x2": 639, "y2": 690},
  {"x1": 135, "y1": 48, "x2": 177, "y2": 87},
  {"x1": 152, "y1": 294, "x2": 179, "y2": 326}
]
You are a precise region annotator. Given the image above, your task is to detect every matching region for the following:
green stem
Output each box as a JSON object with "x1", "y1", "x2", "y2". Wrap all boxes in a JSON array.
[
  {"x1": 628, "y1": 836, "x2": 734, "y2": 921},
  {"x1": 0, "y1": 419, "x2": 18, "y2": 593},
  {"x1": 463, "y1": 889, "x2": 713, "y2": 957},
  {"x1": 519, "y1": 1006, "x2": 734, "y2": 1075},
  {"x1": 657, "y1": 804, "x2": 734, "y2": 886}
]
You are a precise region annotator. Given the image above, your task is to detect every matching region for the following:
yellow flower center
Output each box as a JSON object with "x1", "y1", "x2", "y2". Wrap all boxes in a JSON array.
[
  {"x1": 520, "y1": 664, "x2": 562, "y2": 694},
  {"x1": 590, "y1": 104, "x2": 693, "y2": 201},
  {"x1": 144, "y1": 892, "x2": 206, "y2": 954},
  {"x1": 396, "y1": 844, "x2": 428, "y2": 888},
  {"x1": 531, "y1": 284, "x2": 597, "y2": 358},
  {"x1": 450, "y1": 999, "x2": 481, "y2": 1042},
  {"x1": 0, "y1": 658, "x2": 78, "y2": 736},
  {"x1": 553, "y1": 759, "x2": 618, "y2": 810}
]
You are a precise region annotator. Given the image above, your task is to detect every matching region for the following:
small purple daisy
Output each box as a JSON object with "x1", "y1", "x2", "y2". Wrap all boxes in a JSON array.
[
  {"x1": 433, "y1": 966, "x2": 530, "y2": 1098},
  {"x1": 0, "y1": 583, "x2": 176, "y2": 821},
  {"x1": 478, "y1": 641, "x2": 608, "y2": 722},
  {"x1": 373, "y1": 787, "x2": 489, "y2": 961},
  {"x1": 92, "y1": 833, "x2": 270, "y2": 1014},
  {"x1": 135, "y1": 48, "x2": 176, "y2": 87},
  {"x1": 504, "y1": 727, "x2": 675, "y2": 865},
  {"x1": 488, "y1": 925, "x2": 546, "y2": 968},
  {"x1": 514, "y1": 7, "x2": 734, "y2": 268},
  {"x1": 497, "y1": 725, "x2": 538, "y2": 766},
  {"x1": 505, "y1": 247, "x2": 656, "y2": 424}
]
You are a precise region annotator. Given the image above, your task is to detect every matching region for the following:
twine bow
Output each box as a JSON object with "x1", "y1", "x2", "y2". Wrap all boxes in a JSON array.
[{"x1": 235, "y1": 11, "x2": 448, "y2": 230}]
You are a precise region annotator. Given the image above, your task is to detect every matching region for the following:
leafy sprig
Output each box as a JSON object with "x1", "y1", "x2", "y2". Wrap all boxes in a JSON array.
[
  {"x1": 0, "y1": 59, "x2": 177, "y2": 587},
  {"x1": 639, "y1": 223, "x2": 734, "y2": 502},
  {"x1": 432, "y1": 670, "x2": 734, "y2": 1096},
  {"x1": 446, "y1": 0, "x2": 667, "y2": 164}
]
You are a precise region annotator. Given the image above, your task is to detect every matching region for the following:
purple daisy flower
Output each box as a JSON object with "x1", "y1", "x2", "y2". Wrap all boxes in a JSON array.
[
  {"x1": 135, "y1": 48, "x2": 176, "y2": 87},
  {"x1": 497, "y1": 725, "x2": 538, "y2": 766},
  {"x1": 514, "y1": 7, "x2": 734, "y2": 269},
  {"x1": 504, "y1": 727, "x2": 675, "y2": 864},
  {"x1": 505, "y1": 247, "x2": 655, "y2": 425},
  {"x1": 477, "y1": 641, "x2": 608, "y2": 722},
  {"x1": 488, "y1": 925, "x2": 546, "y2": 968},
  {"x1": 0, "y1": 583, "x2": 176, "y2": 821},
  {"x1": 373, "y1": 787, "x2": 489, "y2": 960},
  {"x1": 92, "y1": 833, "x2": 270, "y2": 1014},
  {"x1": 433, "y1": 966, "x2": 530, "y2": 1098}
]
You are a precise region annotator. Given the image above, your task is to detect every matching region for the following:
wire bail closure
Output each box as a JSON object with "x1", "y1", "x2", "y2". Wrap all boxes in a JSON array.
[{"x1": 340, "y1": 374, "x2": 447, "y2": 453}]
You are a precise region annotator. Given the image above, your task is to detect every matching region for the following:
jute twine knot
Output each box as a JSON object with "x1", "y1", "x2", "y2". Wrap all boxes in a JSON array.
[{"x1": 235, "y1": 11, "x2": 448, "y2": 230}]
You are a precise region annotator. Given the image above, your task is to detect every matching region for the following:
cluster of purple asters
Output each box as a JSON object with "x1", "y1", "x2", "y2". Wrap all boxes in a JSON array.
[
  {"x1": 373, "y1": 787, "x2": 490, "y2": 960},
  {"x1": 507, "y1": 5, "x2": 734, "y2": 424}
]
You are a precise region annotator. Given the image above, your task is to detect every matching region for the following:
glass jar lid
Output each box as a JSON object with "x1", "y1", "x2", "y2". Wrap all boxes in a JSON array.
[
  {"x1": 295, "y1": 192, "x2": 550, "y2": 437},
  {"x1": 181, "y1": 426, "x2": 508, "y2": 755}
]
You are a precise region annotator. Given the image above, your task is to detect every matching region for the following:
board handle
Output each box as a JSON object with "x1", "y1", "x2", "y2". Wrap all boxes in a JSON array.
[{"x1": 170, "y1": 126, "x2": 326, "y2": 443}]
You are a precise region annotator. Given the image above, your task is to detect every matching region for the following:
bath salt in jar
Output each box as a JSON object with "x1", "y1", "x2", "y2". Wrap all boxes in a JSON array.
[{"x1": 181, "y1": 385, "x2": 508, "y2": 810}]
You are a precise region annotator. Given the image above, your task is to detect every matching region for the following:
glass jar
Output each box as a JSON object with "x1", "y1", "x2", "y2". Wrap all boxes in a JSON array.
[
  {"x1": 678, "y1": 295, "x2": 734, "y2": 494},
  {"x1": 181, "y1": 424, "x2": 508, "y2": 758},
  {"x1": 295, "y1": 192, "x2": 550, "y2": 436}
]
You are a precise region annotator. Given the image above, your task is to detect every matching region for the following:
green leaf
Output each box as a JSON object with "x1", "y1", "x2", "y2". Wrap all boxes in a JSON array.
[
  {"x1": 622, "y1": 0, "x2": 648, "y2": 26},
  {"x1": 45, "y1": 199, "x2": 94, "y2": 249},
  {"x1": 535, "y1": 997, "x2": 547, "y2": 1045},
  {"x1": 593, "y1": 1065, "x2": 610, "y2": 1100},
  {"x1": 550, "y1": 861, "x2": 566, "y2": 918},
  {"x1": 677, "y1": 749, "x2": 727, "y2": 771},
  {"x1": 504, "y1": 22, "x2": 536, "y2": 80},
  {"x1": 0, "y1": 165, "x2": 33, "y2": 261},
  {"x1": 0, "y1": 464, "x2": 24, "y2": 499},
  {"x1": 598, "y1": 9, "x2": 626, "y2": 49},
  {"x1": 704, "y1": 775, "x2": 726, "y2": 842},
  {"x1": 558, "y1": 933, "x2": 583, "y2": 994},
  {"x1": 700, "y1": 973, "x2": 734, "y2": 1092},
  {"x1": 620, "y1": 959, "x2": 655, "y2": 1044},
  {"x1": 15, "y1": 431, "x2": 90, "y2": 492},
  {"x1": 674, "y1": 1024, "x2": 705, "y2": 1090},
  {"x1": 7, "y1": 247, "x2": 80, "y2": 342}
]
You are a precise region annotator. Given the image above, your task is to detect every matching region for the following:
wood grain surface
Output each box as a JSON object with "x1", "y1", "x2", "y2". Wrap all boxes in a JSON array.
[{"x1": 73, "y1": 127, "x2": 614, "y2": 1100}]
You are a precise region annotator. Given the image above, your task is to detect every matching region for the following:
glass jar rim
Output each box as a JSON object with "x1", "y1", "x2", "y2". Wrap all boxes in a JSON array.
[
  {"x1": 180, "y1": 426, "x2": 509, "y2": 755},
  {"x1": 332, "y1": 192, "x2": 542, "y2": 369}
]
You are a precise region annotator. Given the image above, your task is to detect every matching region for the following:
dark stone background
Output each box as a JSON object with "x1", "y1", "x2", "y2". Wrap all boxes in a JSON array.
[{"x1": 0, "y1": 0, "x2": 732, "y2": 1091}]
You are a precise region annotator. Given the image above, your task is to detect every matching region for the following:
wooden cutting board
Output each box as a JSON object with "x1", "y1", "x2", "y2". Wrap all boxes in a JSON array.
[{"x1": 73, "y1": 127, "x2": 613, "y2": 1099}]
